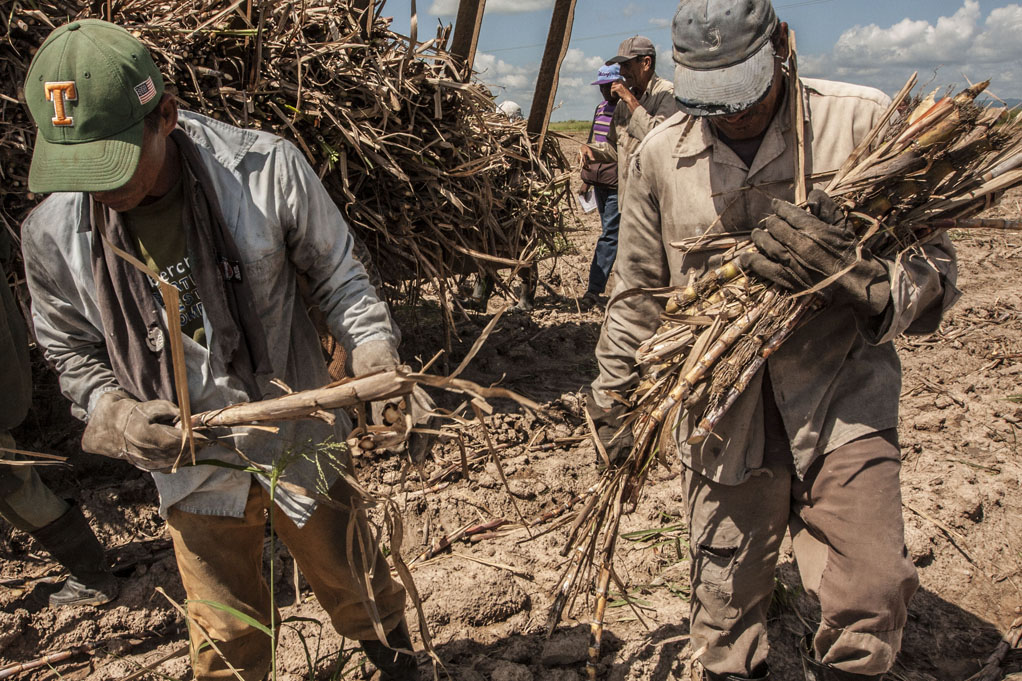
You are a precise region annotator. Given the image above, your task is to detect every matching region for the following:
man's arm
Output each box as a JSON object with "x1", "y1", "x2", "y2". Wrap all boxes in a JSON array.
[
  {"x1": 22, "y1": 219, "x2": 120, "y2": 421},
  {"x1": 626, "y1": 83, "x2": 680, "y2": 143},
  {"x1": 871, "y1": 233, "x2": 959, "y2": 343},
  {"x1": 591, "y1": 146, "x2": 670, "y2": 407},
  {"x1": 273, "y1": 140, "x2": 399, "y2": 358}
]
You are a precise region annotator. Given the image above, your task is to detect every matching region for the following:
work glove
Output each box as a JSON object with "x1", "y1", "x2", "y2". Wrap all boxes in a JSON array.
[
  {"x1": 585, "y1": 391, "x2": 633, "y2": 468},
  {"x1": 350, "y1": 339, "x2": 438, "y2": 462},
  {"x1": 81, "y1": 390, "x2": 182, "y2": 473},
  {"x1": 738, "y1": 190, "x2": 891, "y2": 318}
]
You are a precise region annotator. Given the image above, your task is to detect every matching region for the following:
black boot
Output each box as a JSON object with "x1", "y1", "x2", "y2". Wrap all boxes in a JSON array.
[
  {"x1": 463, "y1": 276, "x2": 493, "y2": 311},
  {"x1": 514, "y1": 269, "x2": 536, "y2": 312},
  {"x1": 704, "y1": 664, "x2": 770, "y2": 681},
  {"x1": 800, "y1": 635, "x2": 883, "y2": 681},
  {"x1": 28, "y1": 503, "x2": 119, "y2": 607},
  {"x1": 360, "y1": 621, "x2": 417, "y2": 680}
]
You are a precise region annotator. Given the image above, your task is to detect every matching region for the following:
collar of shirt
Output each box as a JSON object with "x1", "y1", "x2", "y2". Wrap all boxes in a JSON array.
[{"x1": 671, "y1": 79, "x2": 812, "y2": 177}]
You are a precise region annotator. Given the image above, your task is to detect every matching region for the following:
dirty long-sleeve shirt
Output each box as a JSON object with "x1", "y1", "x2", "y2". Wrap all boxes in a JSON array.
[
  {"x1": 592, "y1": 78, "x2": 960, "y2": 484},
  {"x1": 22, "y1": 111, "x2": 398, "y2": 526},
  {"x1": 589, "y1": 74, "x2": 679, "y2": 209}
]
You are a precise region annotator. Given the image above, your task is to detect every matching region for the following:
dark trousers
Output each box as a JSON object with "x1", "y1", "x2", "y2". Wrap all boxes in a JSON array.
[{"x1": 586, "y1": 185, "x2": 620, "y2": 295}]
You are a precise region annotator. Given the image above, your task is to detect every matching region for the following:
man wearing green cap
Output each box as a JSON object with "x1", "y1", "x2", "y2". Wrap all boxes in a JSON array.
[
  {"x1": 21, "y1": 19, "x2": 418, "y2": 680},
  {"x1": 588, "y1": 1, "x2": 958, "y2": 680}
]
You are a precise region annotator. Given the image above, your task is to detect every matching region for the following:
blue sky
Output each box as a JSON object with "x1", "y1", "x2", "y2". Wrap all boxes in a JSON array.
[{"x1": 385, "y1": 1, "x2": 1022, "y2": 120}]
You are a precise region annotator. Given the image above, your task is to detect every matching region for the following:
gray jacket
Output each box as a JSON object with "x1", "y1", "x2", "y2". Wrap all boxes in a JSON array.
[
  {"x1": 593, "y1": 78, "x2": 960, "y2": 484},
  {"x1": 22, "y1": 111, "x2": 397, "y2": 525}
]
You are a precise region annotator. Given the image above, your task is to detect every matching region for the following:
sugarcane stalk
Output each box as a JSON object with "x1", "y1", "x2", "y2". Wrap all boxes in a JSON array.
[
  {"x1": 189, "y1": 370, "x2": 414, "y2": 428},
  {"x1": 0, "y1": 645, "x2": 92, "y2": 679},
  {"x1": 982, "y1": 151, "x2": 1022, "y2": 181},
  {"x1": 688, "y1": 299, "x2": 815, "y2": 444},
  {"x1": 665, "y1": 260, "x2": 744, "y2": 313},
  {"x1": 586, "y1": 480, "x2": 626, "y2": 681},
  {"x1": 924, "y1": 217, "x2": 1022, "y2": 231}
]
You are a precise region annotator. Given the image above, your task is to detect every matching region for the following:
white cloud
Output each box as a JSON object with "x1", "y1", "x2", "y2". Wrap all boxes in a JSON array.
[
  {"x1": 561, "y1": 48, "x2": 604, "y2": 74},
  {"x1": 473, "y1": 46, "x2": 614, "y2": 120},
  {"x1": 802, "y1": 1, "x2": 1022, "y2": 98},
  {"x1": 429, "y1": 0, "x2": 553, "y2": 15},
  {"x1": 649, "y1": 17, "x2": 671, "y2": 29}
]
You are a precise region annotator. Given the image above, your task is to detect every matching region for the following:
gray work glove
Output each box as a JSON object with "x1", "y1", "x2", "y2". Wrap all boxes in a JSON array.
[
  {"x1": 350, "y1": 340, "x2": 438, "y2": 462},
  {"x1": 585, "y1": 391, "x2": 633, "y2": 468},
  {"x1": 82, "y1": 390, "x2": 182, "y2": 473},
  {"x1": 738, "y1": 190, "x2": 891, "y2": 317}
]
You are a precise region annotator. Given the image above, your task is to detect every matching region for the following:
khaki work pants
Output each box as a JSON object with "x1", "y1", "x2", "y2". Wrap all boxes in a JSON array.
[
  {"x1": 686, "y1": 429, "x2": 918, "y2": 677},
  {"x1": 0, "y1": 431, "x2": 69, "y2": 532},
  {"x1": 167, "y1": 477, "x2": 406, "y2": 681}
]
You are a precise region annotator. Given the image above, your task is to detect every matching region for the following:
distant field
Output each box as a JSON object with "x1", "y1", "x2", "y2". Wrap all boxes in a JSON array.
[{"x1": 549, "y1": 120, "x2": 591, "y2": 134}]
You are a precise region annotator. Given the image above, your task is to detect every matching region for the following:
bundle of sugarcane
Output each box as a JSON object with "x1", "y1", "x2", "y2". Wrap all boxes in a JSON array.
[
  {"x1": 550, "y1": 73, "x2": 1022, "y2": 678},
  {"x1": 0, "y1": 0, "x2": 572, "y2": 300}
]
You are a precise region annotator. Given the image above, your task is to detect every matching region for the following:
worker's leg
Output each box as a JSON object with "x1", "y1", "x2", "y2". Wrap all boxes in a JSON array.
[
  {"x1": 0, "y1": 430, "x2": 69, "y2": 532},
  {"x1": 515, "y1": 266, "x2": 537, "y2": 311},
  {"x1": 273, "y1": 477, "x2": 406, "y2": 642},
  {"x1": 586, "y1": 186, "x2": 620, "y2": 296},
  {"x1": 1, "y1": 430, "x2": 118, "y2": 606},
  {"x1": 686, "y1": 453, "x2": 791, "y2": 677},
  {"x1": 790, "y1": 430, "x2": 918, "y2": 677},
  {"x1": 167, "y1": 479, "x2": 276, "y2": 681}
]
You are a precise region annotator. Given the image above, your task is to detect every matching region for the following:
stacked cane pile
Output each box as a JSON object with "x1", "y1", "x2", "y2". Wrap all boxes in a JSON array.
[
  {"x1": 0, "y1": 0, "x2": 572, "y2": 294},
  {"x1": 551, "y1": 74, "x2": 1022, "y2": 678}
]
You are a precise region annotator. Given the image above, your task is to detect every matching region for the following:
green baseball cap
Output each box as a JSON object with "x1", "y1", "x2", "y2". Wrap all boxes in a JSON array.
[{"x1": 25, "y1": 19, "x2": 164, "y2": 193}]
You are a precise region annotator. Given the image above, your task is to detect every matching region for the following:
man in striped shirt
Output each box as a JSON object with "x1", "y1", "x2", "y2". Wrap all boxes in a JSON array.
[
  {"x1": 579, "y1": 35, "x2": 679, "y2": 214},
  {"x1": 580, "y1": 65, "x2": 624, "y2": 309}
]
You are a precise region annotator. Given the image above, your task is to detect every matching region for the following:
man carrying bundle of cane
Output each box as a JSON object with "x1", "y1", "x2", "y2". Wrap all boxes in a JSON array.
[
  {"x1": 587, "y1": 1, "x2": 958, "y2": 679},
  {"x1": 20, "y1": 19, "x2": 430, "y2": 680}
]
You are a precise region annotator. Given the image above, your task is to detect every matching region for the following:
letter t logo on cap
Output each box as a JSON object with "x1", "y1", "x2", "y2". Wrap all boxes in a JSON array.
[{"x1": 44, "y1": 81, "x2": 77, "y2": 126}]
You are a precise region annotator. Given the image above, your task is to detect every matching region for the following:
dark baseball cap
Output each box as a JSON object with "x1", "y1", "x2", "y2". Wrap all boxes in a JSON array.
[
  {"x1": 605, "y1": 36, "x2": 656, "y2": 65},
  {"x1": 671, "y1": 0, "x2": 779, "y2": 117},
  {"x1": 24, "y1": 19, "x2": 164, "y2": 193}
]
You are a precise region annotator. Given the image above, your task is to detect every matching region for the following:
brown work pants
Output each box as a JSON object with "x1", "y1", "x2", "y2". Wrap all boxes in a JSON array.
[
  {"x1": 686, "y1": 430, "x2": 918, "y2": 677},
  {"x1": 167, "y1": 478, "x2": 406, "y2": 681}
]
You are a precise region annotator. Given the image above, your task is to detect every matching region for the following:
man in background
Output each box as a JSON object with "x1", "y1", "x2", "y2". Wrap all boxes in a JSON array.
[
  {"x1": 580, "y1": 64, "x2": 624, "y2": 310},
  {"x1": 579, "y1": 35, "x2": 678, "y2": 212}
]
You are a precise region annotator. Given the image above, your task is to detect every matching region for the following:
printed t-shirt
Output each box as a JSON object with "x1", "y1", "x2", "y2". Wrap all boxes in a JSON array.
[{"x1": 124, "y1": 179, "x2": 206, "y2": 346}]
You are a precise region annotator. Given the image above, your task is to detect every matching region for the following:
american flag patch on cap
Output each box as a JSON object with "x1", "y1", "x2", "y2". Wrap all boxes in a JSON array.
[{"x1": 134, "y1": 76, "x2": 156, "y2": 105}]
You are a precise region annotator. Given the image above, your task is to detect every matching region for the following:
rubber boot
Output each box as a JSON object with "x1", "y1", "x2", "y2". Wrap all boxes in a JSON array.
[
  {"x1": 464, "y1": 276, "x2": 493, "y2": 311},
  {"x1": 361, "y1": 620, "x2": 418, "y2": 680},
  {"x1": 800, "y1": 635, "x2": 884, "y2": 681},
  {"x1": 28, "y1": 503, "x2": 119, "y2": 607},
  {"x1": 703, "y1": 664, "x2": 770, "y2": 681},
  {"x1": 514, "y1": 268, "x2": 536, "y2": 312}
]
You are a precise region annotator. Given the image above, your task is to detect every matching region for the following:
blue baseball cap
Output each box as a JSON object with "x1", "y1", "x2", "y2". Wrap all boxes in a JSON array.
[{"x1": 591, "y1": 64, "x2": 623, "y2": 85}]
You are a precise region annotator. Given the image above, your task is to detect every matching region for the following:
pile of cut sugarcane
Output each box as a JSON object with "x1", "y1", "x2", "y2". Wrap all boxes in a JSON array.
[
  {"x1": 551, "y1": 72, "x2": 1022, "y2": 678},
  {"x1": 0, "y1": 0, "x2": 573, "y2": 305}
]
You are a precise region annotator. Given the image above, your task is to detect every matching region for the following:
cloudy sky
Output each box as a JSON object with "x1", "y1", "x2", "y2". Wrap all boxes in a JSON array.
[{"x1": 386, "y1": 0, "x2": 1022, "y2": 120}]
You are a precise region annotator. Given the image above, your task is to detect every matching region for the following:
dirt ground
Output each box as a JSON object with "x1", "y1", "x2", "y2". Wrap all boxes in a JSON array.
[{"x1": 2, "y1": 133, "x2": 1021, "y2": 681}]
